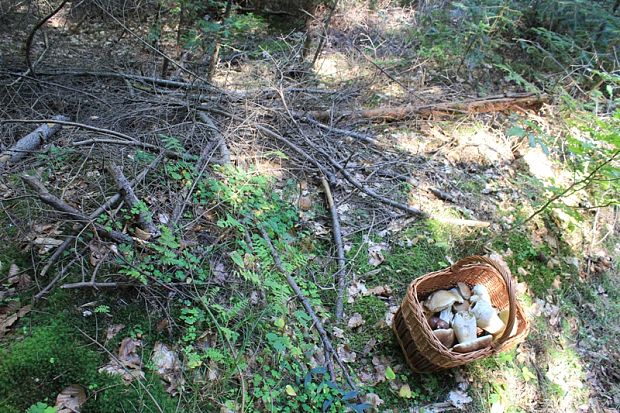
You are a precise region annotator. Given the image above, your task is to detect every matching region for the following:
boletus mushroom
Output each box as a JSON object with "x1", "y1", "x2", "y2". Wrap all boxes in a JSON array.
[
  {"x1": 452, "y1": 311, "x2": 477, "y2": 344},
  {"x1": 457, "y1": 282, "x2": 472, "y2": 300},
  {"x1": 433, "y1": 328, "x2": 455, "y2": 348},
  {"x1": 429, "y1": 316, "x2": 449, "y2": 330},
  {"x1": 471, "y1": 299, "x2": 505, "y2": 335},
  {"x1": 425, "y1": 289, "x2": 463, "y2": 313},
  {"x1": 452, "y1": 334, "x2": 492, "y2": 353}
]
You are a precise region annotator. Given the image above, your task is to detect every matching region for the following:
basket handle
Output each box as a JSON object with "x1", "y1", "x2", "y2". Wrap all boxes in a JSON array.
[{"x1": 450, "y1": 255, "x2": 517, "y2": 349}]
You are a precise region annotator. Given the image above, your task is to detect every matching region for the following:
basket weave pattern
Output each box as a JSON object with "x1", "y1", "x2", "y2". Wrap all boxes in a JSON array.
[{"x1": 393, "y1": 256, "x2": 530, "y2": 372}]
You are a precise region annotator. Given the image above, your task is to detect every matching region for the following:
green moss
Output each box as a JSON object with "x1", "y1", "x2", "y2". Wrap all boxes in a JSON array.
[
  {"x1": 0, "y1": 323, "x2": 102, "y2": 411},
  {"x1": 494, "y1": 232, "x2": 557, "y2": 296},
  {"x1": 85, "y1": 374, "x2": 181, "y2": 413}
]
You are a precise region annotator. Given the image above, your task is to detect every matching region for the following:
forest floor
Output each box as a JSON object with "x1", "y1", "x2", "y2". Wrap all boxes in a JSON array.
[{"x1": 0, "y1": 1, "x2": 619, "y2": 412}]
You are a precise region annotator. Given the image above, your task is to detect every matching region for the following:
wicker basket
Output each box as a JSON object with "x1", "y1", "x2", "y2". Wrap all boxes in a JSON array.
[{"x1": 393, "y1": 256, "x2": 530, "y2": 373}]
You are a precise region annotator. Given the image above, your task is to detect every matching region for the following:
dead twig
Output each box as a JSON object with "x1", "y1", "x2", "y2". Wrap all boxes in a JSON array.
[
  {"x1": 201, "y1": 107, "x2": 337, "y2": 184},
  {"x1": 24, "y1": 0, "x2": 68, "y2": 76},
  {"x1": 110, "y1": 162, "x2": 161, "y2": 239},
  {"x1": 72, "y1": 138, "x2": 189, "y2": 160},
  {"x1": 321, "y1": 177, "x2": 347, "y2": 321},
  {"x1": 259, "y1": 227, "x2": 356, "y2": 390},
  {"x1": 34, "y1": 153, "x2": 164, "y2": 300},
  {"x1": 1, "y1": 118, "x2": 138, "y2": 142},
  {"x1": 294, "y1": 113, "x2": 376, "y2": 144},
  {"x1": 196, "y1": 111, "x2": 231, "y2": 164},
  {"x1": 21, "y1": 174, "x2": 133, "y2": 245}
]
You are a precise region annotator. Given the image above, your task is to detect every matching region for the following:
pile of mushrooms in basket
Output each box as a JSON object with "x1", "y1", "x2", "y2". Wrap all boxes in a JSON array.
[{"x1": 425, "y1": 282, "x2": 517, "y2": 352}]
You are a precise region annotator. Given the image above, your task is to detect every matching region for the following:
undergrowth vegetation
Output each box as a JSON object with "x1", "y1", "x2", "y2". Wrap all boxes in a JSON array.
[{"x1": 0, "y1": 0, "x2": 619, "y2": 412}]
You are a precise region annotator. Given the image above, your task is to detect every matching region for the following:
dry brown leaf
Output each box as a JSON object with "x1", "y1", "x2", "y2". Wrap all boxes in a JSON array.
[
  {"x1": 365, "y1": 285, "x2": 392, "y2": 297},
  {"x1": 32, "y1": 237, "x2": 63, "y2": 254},
  {"x1": 89, "y1": 242, "x2": 109, "y2": 267},
  {"x1": 105, "y1": 324, "x2": 125, "y2": 341},
  {"x1": 0, "y1": 304, "x2": 31, "y2": 338},
  {"x1": 367, "y1": 243, "x2": 387, "y2": 266},
  {"x1": 448, "y1": 389, "x2": 473, "y2": 410},
  {"x1": 298, "y1": 196, "x2": 312, "y2": 211},
  {"x1": 152, "y1": 342, "x2": 185, "y2": 394},
  {"x1": 55, "y1": 384, "x2": 87, "y2": 412},
  {"x1": 118, "y1": 337, "x2": 142, "y2": 368},
  {"x1": 347, "y1": 281, "x2": 368, "y2": 303},
  {"x1": 347, "y1": 313, "x2": 365, "y2": 329},
  {"x1": 337, "y1": 344, "x2": 356, "y2": 363},
  {"x1": 134, "y1": 227, "x2": 152, "y2": 241},
  {"x1": 98, "y1": 337, "x2": 144, "y2": 382}
]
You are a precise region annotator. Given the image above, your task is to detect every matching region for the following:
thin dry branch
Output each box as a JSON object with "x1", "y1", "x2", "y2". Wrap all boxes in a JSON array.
[
  {"x1": 110, "y1": 162, "x2": 161, "y2": 239},
  {"x1": 321, "y1": 177, "x2": 347, "y2": 321},
  {"x1": 259, "y1": 227, "x2": 356, "y2": 390},
  {"x1": 1, "y1": 118, "x2": 138, "y2": 142},
  {"x1": 22, "y1": 175, "x2": 133, "y2": 245},
  {"x1": 201, "y1": 107, "x2": 338, "y2": 184}
]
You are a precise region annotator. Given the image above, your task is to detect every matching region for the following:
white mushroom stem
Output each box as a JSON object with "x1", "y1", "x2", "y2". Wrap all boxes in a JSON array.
[
  {"x1": 452, "y1": 335, "x2": 492, "y2": 353},
  {"x1": 439, "y1": 307, "x2": 454, "y2": 325},
  {"x1": 452, "y1": 311, "x2": 477, "y2": 344},
  {"x1": 471, "y1": 284, "x2": 491, "y2": 303},
  {"x1": 471, "y1": 300, "x2": 505, "y2": 335}
]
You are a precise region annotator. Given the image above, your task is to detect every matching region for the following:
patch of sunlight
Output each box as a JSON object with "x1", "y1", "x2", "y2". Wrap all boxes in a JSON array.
[
  {"x1": 314, "y1": 52, "x2": 366, "y2": 84},
  {"x1": 393, "y1": 130, "x2": 426, "y2": 155},
  {"x1": 545, "y1": 343, "x2": 589, "y2": 411},
  {"x1": 236, "y1": 156, "x2": 284, "y2": 179},
  {"x1": 488, "y1": 367, "x2": 538, "y2": 413},
  {"x1": 447, "y1": 124, "x2": 513, "y2": 166},
  {"x1": 47, "y1": 7, "x2": 70, "y2": 28},
  {"x1": 522, "y1": 147, "x2": 555, "y2": 181},
  {"x1": 368, "y1": 81, "x2": 407, "y2": 100},
  {"x1": 215, "y1": 61, "x2": 274, "y2": 90}
]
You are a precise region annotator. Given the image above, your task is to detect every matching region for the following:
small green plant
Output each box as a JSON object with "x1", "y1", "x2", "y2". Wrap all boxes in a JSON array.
[
  {"x1": 26, "y1": 403, "x2": 56, "y2": 413},
  {"x1": 94, "y1": 304, "x2": 111, "y2": 315}
]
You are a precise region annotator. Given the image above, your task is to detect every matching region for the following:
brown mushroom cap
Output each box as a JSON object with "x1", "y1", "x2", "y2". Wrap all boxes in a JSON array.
[
  {"x1": 433, "y1": 328, "x2": 455, "y2": 348},
  {"x1": 457, "y1": 282, "x2": 472, "y2": 300},
  {"x1": 429, "y1": 316, "x2": 450, "y2": 330},
  {"x1": 452, "y1": 335, "x2": 492, "y2": 353},
  {"x1": 453, "y1": 301, "x2": 471, "y2": 313},
  {"x1": 425, "y1": 290, "x2": 462, "y2": 312}
]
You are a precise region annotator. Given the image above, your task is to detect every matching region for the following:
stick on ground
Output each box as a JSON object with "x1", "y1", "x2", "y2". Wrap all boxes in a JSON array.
[
  {"x1": 321, "y1": 177, "x2": 347, "y2": 321},
  {"x1": 0, "y1": 115, "x2": 69, "y2": 169}
]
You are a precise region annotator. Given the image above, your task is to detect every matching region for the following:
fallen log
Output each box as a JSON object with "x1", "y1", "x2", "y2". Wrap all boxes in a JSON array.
[
  {"x1": 308, "y1": 93, "x2": 549, "y2": 122},
  {"x1": 0, "y1": 115, "x2": 69, "y2": 169}
]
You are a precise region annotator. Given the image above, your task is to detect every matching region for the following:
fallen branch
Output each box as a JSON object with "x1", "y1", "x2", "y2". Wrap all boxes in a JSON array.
[
  {"x1": 1, "y1": 118, "x2": 138, "y2": 142},
  {"x1": 35, "y1": 153, "x2": 164, "y2": 300},
  {"x1": 72, "y1": 138, "x2": 190, "y2": 160},
  {"x1": 24, "y1": 0, "x2": 68, "y2": 75},
  {"x1": 321, "y1": 177, "x2": 347, "y2": 321},
  {"x1": 259, "y1": 227, "x2": 356, "y2": 390},
  {"x1": 196, "y1": 111, "x2": 231, "y2": 164},
  {"x1": 295, "y1": 113, "x2": 376, "y2": 144},
  {"x1": 0, "y1": 115, "x2": 69, "y2": 169},
  {"x1": 60, "y1": 281, "x2": 123, "y2": 289},
  {"x1": 110, "y1": 162, "x2": 161, "y2": 239},
  {"x1": 22, "y1": 174, "x2": 134, "y2": 245},
  {"x1": 309, "y1": 93, "x2": 549, "y2": 122}
]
